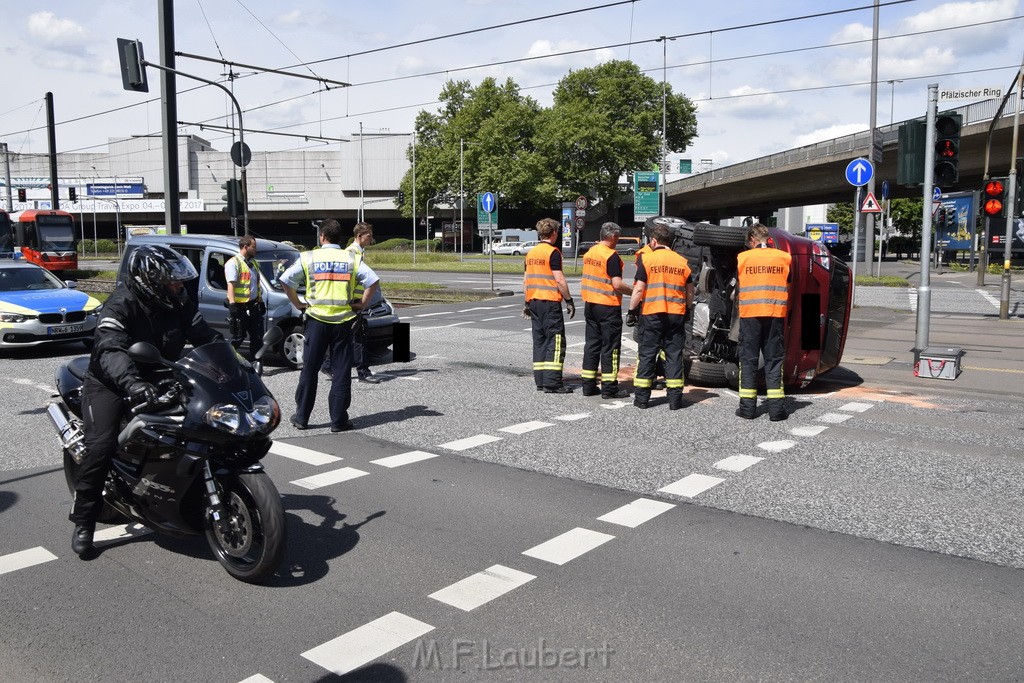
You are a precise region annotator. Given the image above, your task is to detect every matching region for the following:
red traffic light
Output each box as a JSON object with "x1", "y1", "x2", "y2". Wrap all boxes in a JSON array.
[
  {"x1": 935, "y1": 139, "x2": 957, "y2": 158},
  {"x1": 982, "y1": 179, "x2": 1006, "y2": 216}
]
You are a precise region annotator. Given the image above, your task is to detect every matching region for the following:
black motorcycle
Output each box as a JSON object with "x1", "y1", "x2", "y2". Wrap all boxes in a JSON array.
[{"x1": 47, "y1": 330, "x2": 287, "y2": 583}]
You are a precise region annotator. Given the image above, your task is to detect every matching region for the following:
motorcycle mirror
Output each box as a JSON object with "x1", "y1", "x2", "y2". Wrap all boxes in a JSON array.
[
  {"x1": 254, "y1": 326, "x2": 284, "y2": 362},
  {"x1": 127, "y1": 341, "x2": 170, "y2": 366}
]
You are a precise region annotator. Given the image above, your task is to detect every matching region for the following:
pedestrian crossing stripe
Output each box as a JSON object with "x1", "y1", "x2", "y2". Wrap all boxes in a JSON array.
[{"x1": 860, "y1": 192, "x2": 882, "y2": 213}]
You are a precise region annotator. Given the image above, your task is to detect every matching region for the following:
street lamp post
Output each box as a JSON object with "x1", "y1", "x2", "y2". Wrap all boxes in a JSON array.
[
  {"x1": 89, "y1": 166, "x2": 98, "y2": 257},
  {"x1": 460, "y1": 138, "x2": 465, "y2": 262},
  {"x1": 426, "y1": 195, "x2": 442, "y2": 255},
  {"x1": 656, "y1": 36, "x2": 676, "y2": 216},
  {"x1": 887, "y1": 79, "x2": 903, "y2": 126},
  {"x1": 412, "y1": 131, "x2": 417, "y2": 265},
  {"x1": 113, "y1": 174, "x2": 122, "y2": 258}
]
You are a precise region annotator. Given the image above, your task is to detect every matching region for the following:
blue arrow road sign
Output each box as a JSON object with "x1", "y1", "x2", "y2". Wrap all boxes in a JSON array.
[
  {"x1": 845, "y1": 158, "x2": 873, "y2": 187},
  {"x1": 933, "y1": 186, "x2": 942, "y2": 200},
  {"x1": 481, "y1": 192, "x2": 496, "y2": 214},
  {"x1": 881, "y1": 180, "x2": 889, "y2": 200}
]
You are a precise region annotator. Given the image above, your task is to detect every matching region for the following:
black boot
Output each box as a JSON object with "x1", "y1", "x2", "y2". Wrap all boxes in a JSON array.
[
  {"x1": 581, "y1": 382, "x2": 600, "y2": 397},
  {"x1": 669, "y1": 394, "x2": 685, "y2": 411},
  {"x1": 736, "y1": 397, "x2": 756, "y2": 419},
  {"x1": 72, "y1": 524, "x2": 94, "y2": 556},
  {"x1": 768, "y1": 399, "x2": 787, "y2": 422}
]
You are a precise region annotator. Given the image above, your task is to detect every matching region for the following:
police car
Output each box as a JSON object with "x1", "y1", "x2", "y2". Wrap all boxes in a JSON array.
[{"x1": 0, "y1": 260, "x2": 101, "y2": 349}]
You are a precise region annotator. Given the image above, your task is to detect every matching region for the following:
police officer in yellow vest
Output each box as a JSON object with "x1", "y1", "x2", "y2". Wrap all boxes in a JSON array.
[
  {"x1": 523, "y1": 217, "x2": 576, "y2": 393},
  {"x1": 225, "y1": 235, "x2": 266, "y2": 361},
  {"x1": 736, "y1": 223, "x2": 791, "y2": 421},
  {"x1": 280, "y1": 219, "x2": 380, "y2": 432},
  {"x1": 581, "y1": 222, "x2": 633, "y2": 399},
  {"x1": 626, "y1": 223, "x2": 693, "y2": 410}
]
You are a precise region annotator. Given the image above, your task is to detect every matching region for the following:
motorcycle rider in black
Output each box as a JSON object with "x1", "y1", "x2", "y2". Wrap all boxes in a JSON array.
[{"x1": 70, "y1": 245, "x2": 221, "y2": 556}]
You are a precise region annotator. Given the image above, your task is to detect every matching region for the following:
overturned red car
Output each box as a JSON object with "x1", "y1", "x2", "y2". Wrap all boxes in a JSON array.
[{"x1": 647, "y1": 216, "x2": 853, "y2": 388}]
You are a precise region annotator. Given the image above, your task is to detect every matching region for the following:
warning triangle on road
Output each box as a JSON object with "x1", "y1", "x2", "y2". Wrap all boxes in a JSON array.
[{"x1": 860, "y1": 192, "x2": 882, "y2": 213}]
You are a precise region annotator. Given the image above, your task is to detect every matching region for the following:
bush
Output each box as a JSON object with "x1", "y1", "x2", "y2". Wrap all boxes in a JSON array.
[{"x1": 79, "y1": 239, "x2": 119, "y2": 254}]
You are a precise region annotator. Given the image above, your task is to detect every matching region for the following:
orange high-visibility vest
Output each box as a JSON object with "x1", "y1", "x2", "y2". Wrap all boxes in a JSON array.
[
  {"x1": 640, "y1": 247, "x2": 690, "y2": 315},
  {"x1": 633, "y1": 244, "x2": 652, "y2": 269},
  {"x1": 737, "y1": 246, "x2": 791, "y2": 318},
  {"x1": 581, "y1": 243, "x2": 621, "y2": 306},
  {"x1": 524, "y1": 242, "x2": 562, "y2": 302}
]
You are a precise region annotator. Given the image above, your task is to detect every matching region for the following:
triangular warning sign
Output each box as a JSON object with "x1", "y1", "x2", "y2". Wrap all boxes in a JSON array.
[{"x1": 860, "y1": 192, "x2": 882, "y2": 213}]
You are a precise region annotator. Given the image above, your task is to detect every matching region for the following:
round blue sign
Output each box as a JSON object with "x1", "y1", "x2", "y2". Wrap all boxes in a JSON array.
[
  {"x1": 844, "y1": 158, "x2": 873, "y2": 187},
  {"x1": 933, "y1": 186, "x2": 942, "y2": 201},
  {"x1": 481, "y1": 192, "x2": 496, "y2": 214},
  {"x1": 881, "y1": 180, "x2": 889, "y2": 200}
]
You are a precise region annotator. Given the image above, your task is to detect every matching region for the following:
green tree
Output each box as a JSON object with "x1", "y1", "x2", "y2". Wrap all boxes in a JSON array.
[
  {"x1": 888, "y1": 198, "x2": 923, "y2": 241},
  {"x1": 826, "y1": 203, "x2": 854, "y2": 235},
  {"x1": 538, "y1": 60, "x2": 697, "y2": 216},
  {"x1": 397, "y1": 78, "x2": 554, "y2": 217}
]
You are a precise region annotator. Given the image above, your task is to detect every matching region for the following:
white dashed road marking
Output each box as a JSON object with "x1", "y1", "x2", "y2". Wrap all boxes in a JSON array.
[
  {"x1": 714, "y1": 455, "x2": 764, "y2": 472},
  {"x1": 0, "y1": 547, "x2": 58, "y2": 575},
  {"x1": 370, "y1": 451, "x2": 440, "y2": 468},
  {"x1": 522, "y1": 527, "x2": 615, "y2": 565},
  {"x1": 817, "y1": 412, "x2": 853, "y2": 424},
  {"x1": 481, "y1": 315, "x2": 514, "y2": 321},
  {"x1": 597, "y1": 499, "x2": 676, "y2": 528},
  {"x1": 417, "y1": 321, "x2": 473, "y2": 331},
  {"x1": 238, "y1": 675, "x2": 275, "y2": 683},
  {"x1": 757, "y1": 440, "x2": 797, "y2": 453},
  {"x1": 600, "y1": 401, "x2": 631, "y2": 410},
  {"x1": 554, "y1": 413, "x2": 591, "y2": 421},
  {"x1": 93, "y1": 523, "x2": 152, "y2": 546},
  {"x1": 658, "y1": 474, "x2": 725, "y2": 498},
  {"x1": 428, "y1": 564, "x2": 536, "y2": 612},
  {"x1": 413, "y1": 312, "x2": 448, "y2": 318},
  {"x1": 838, "y1": 402, "x2": 875, "y2": 413},
  {"x1": 301, "y1": 611, "x2": 435, "y2": 676},
  {"x1": 290, "y1": 467, "x2": 370, "y2": 490},
  {"x1": 499, "y1": 421, "x2": 554, "y2": 435},
  {"x1": 790, "y1": 425, "x2": 829, "y2": 437},
  {"x1": 438, "y1": 434, "x2": 503, "y2": 451},
  {"x1": 270, "y1": 442, "x2": 342, "y2": 466}
]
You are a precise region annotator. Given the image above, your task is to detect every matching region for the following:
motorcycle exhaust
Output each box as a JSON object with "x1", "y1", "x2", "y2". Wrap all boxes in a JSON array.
[{"x1": 47, "y1": 401, "x2": 88, "y2": 464}]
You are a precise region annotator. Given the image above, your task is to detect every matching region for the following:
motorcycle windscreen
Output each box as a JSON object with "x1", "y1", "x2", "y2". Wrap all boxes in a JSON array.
[{"x1": 177, "y1": 340, "x2": 254, "y2": 394}]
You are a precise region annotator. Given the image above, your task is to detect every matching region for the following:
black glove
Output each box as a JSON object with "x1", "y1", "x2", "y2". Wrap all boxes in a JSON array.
[
  {"x1": 522, "y1": 304, "x2": 531, "y2": 319},
  {"x1": 225, "y1": 301, "x2": 240, "y2": 314},
  {"x1": 255, "y1": 300, "x2": 267, "y2": 316},
  {"x1": 127, "y1": 380, "x2": 157, "y2": 408},
  {"x1": 625, "y1": 308, "x2": 639, "y2": 327},
  {"x1": 565, "y1": 298, "x2": 576, "y2": 319}
]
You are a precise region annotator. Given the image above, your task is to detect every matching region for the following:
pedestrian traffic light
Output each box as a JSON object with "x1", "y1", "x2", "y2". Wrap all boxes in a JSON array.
[
  {"x1": 934, "y1": 113, "x2": 962, "y2": 186},
  {"x1": 17, "y1": 188, "x2": 26, "y2": 203},
  {"x1": 69, "y1": 187, "x2": 77, "y2": 202},
  {"x1": 982, "y1": 178, "x2": 1007, "y2": 217},
  {"x1": 221, "y1": 178, "x2": 243, "y2": 218}
]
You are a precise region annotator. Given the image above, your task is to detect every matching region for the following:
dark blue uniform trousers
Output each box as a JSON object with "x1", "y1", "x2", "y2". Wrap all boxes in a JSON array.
[{"x1": 295, "y1": 317, "x2": 355, "y2": 428}]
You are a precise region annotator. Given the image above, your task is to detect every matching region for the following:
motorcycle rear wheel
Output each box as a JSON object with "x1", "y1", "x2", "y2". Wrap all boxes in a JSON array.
[
  {"x1": 205, "y1": 471, "x2": 286, "y2": 584},
  {"x1": 62, "y1": 449, "x2": 123, "y2": 524}
]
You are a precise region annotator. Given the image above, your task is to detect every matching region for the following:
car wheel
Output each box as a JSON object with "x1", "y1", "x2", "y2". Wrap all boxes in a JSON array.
[
  {"x1": 278, "y1": 323, "x2": 304, "y2": 369},
  {"x1": 686, "y1": 358, "x2": 738, "y2": 388},
  {"x1": 626, "y1": 249, "x2": 635, "y2": 255},
  {"x1": 693, "y1": 223, "x2": 748, "y2": 248},
  {"x1": 512, "y1": 250, "x2": 521, "y2": 256}
]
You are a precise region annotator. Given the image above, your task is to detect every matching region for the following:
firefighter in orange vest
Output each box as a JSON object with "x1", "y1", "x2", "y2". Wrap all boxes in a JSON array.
[
  {"x1": 632, "y1": 242, "x2": 667, "y2": 388},
  {"x1": 735, "y1": 223, "x2": 792, "y2": 421},
  {"x1": 626, "y1": 223, "x2": 693, "y2": 410},
  {"x1": 580, "y1": 222, "x2": 634, "y2": 398},
  {"x1": 523, "y1": 217, "x2": 576, "y2": 393}
]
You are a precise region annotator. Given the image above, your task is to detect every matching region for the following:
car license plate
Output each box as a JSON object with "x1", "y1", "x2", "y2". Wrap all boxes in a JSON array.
[{"x1": 48, "y1": 324, "x2": 86, "y2": 335}]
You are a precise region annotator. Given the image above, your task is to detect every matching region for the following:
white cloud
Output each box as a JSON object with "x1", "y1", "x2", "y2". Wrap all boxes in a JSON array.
[
  {"x1": 26, "y1": 11, "x2": 90, "y2": 57},
  {"x1": 792, "y1": 123, "x2": 866, "y2": 148},
  {"x1": 700, "y1": 85, "x2": 789, "y2": 120}
]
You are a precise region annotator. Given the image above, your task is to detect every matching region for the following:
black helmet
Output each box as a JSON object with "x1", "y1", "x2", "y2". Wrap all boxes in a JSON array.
[{"x1": 125, "y1": 245, "x2": 198, "y2": 310}]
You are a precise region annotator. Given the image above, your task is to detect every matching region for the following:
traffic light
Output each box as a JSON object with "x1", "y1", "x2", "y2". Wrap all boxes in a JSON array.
[
  {"x1": 982, "y1": 178, "x2": 1007, "y2": 217},
  {"x1": 17, "y1": 188, "x2": 26, "y2": 203},
  {"x1": 221, "y1": 179, "x2": 243, "y2": 218},
  {"x1": 396, "y1": 190, "x2": 405, "y2": 206},
  {"x1": 935, "y1": 206, "x2": 947, "y2": 229},
  {"x1": 897, "y1": 119, "x2": 926, "y2": 186},
  {"x1": 934, "y1": 113, "x2": 962, "y2": 186},
  {"x1": 69, "y1": 187, "x2": 77, "y2": 202}
]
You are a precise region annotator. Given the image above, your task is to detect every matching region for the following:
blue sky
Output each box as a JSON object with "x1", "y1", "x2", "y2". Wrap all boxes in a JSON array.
[{"x1": 1, "y1": 0, "x2": 1020, "y2": 179}]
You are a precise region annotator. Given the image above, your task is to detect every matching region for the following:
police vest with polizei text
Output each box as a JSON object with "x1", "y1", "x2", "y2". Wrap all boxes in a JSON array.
[
  {"x1": 640, "y1": 248, "x2": 691, "y2": 315},
  {"x1": 524, "y1": 242, "x2": 562, "y2": 302},
  {"x1": 581, "y1": 243, "x2": 621, "y2": 306},
  {"x1": 230, "y1": 254, "x2": 260, "y2": 303},
  {"x1": 302, "y1": 248, "x2": 362, "y2": 323},
  {"x1": 736, "y1": 246, "x2": 791, "y2": 318}
]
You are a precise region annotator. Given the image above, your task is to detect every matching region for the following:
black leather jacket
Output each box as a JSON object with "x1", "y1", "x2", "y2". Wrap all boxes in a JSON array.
[{"x1": 87, "y1": 285, "x2": 222, "y2": 394}]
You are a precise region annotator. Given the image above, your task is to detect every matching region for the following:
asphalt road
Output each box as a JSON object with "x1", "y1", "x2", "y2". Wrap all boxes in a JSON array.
[{"x1": 2, "y1": 274, "x2": 1024, "y2": 681}]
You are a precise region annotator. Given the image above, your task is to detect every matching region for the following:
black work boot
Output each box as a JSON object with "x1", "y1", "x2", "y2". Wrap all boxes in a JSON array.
[
  {"x1": 633, "y1": 394, "x2": 650, "y2": 409},
  {"x1": 668, "y1": 392, "x2": 685, "y2": 410},
  {"x1": 581, "y1": 382, "x2": 600, "y2": 397},
  {"x1": 768, "y1": 399, "x2": 787, "y2": 422},
  {"x1": 72, "y1": 524, "x2": 95, "y2": 556},
  {"x1": 602, "y1": 388, "x2": 629, "y2": 399},
  {"x1": 736, "y1": 398, "x2": 757, "y2": 420}
]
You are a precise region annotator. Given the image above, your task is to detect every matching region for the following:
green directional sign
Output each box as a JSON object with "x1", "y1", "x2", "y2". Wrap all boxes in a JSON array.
[
  {"x1": 633, "y1": 171, "x2": 659, "y2": 221},
  {"x1": 679, "y1": 159, "x2": 692, "y2": 174}
]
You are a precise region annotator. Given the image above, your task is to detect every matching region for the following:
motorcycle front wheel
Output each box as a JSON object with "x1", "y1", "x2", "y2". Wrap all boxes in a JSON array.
[{"x1": 205, "y1": 471, "x2": 286, "y2": 584}]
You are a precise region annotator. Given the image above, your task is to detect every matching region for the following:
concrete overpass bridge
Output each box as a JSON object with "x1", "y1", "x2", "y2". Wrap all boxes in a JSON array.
[{"x1": 664, "y1": 97, "x2": 1023, "y2": 222}]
